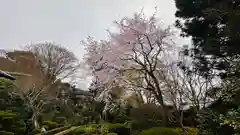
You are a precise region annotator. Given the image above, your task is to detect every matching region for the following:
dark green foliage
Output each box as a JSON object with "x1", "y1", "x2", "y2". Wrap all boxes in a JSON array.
[
  {"x1": 53, "y1": 117, "x2": 66, "y2": 126},
  {"x1": 138, "y1": 127, "x2": 198, "y2": 135},
  {"x1": 31, "y1": 128, "x2": 41, "y2": 135},
  {"x1": 0, "y1": 79, "x2": 30, "y2": 135},
  {"x1": 126, "y1": 120, "x2": 162, "y2": 131},
  {"x1": 175, "y1": 0, "x2": 240, "y2": 77},
  {"x1": 197, "y1": 109, "x2": 235, "y2": 135},
  {"x1": 175, "y1": 1, "x2": 240, "y2": 133},
  {"x1": 0, "y1": 111, "x2": 27, "y2": 135},
  {"x1": 41, "y1": 84, "x2": 102, "y2": 126},
  {"x1": 138, "y1": 127, "x2": 178, "y2": 135},
  {"x1": 63, "y1": 125, "x2": 99, "y2": 135},
  {"x1": 110, "y1": 105, "x2": 131, "y2": 123},
  {"x1": 102, "y1": 123, "x2": 130, "y2": 135},
  {"x1": 126, "y1": 104, "x2": 163, "y2": 130},
  {"x1": 72, "y1": 126, "x2": 97, "y2": 135},
  {"x1": 70, "y1": 127, "x2": 86, "y2": 134},
  {"x1": 207, "y1": 99, "x2": 238, "y2": 114},
  {"x1": 0, "y1": 131, "x2": 15, "y2": 135},
  {"x1": 130, "y1": 104, "x2": 162, "y2": 121},
  {"x1": 42, "y1": 121, "x2": 58, "y2": 130},
  {"x1": 35, "y1": 126, "x2": 71, "y2": 135},
  {"x1": 107, "y1": 133, "x2": 117, "y2": 135}
]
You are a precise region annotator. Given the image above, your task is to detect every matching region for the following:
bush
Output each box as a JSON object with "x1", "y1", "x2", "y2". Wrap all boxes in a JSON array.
[
  {"x1": 0, "y1": 131, "x2": 14, "y2": 135},
  {"x1": 32, "y1": 128, "x2": 41, "y2": 134},
  {"x1": 73, "y1": 126, "x2": 97, "y2": 134},
  {"x1": 130, "y1": 104, "x2": 162, "y2": 121},
  {"x1": 102, "y1": 123, "x2": 130, "y2": 135},
  {"x1": 138, "y1": 127, "x2": 178, "y2": 135},
  {"x1": 64, "y1": 125, "x2": 99, "y2": 135},
  {"x1": 138, "y1": 127, "x2": 198, "y2": 135},
  {"x1": 2, "y1": 117, "x2": 14, "y2": 130},
  {"x1": 12, "y1": 127, "x2": 25, "y2": 135},
  {"x1": 174, "y1": 128, "x2": 197, "y2": 135},
  {"x1": 107, "y1": 133, "x2": 118, "y2": 135},
  {"x1": 35, "y1": 126, "x2": 71, "y2": 135},
  {"x1": 70, "y1": 126, "x2": 86, "y2": 134},
  {"x1": 43, "y1": 121, "x2": 58, "y2": 130},
  {"x1": 48, "y1": 126, "x2": 78, "y2": 135},
  {"x1": 0, "y1": 111, "x2": 26, "y2": 135},
  {"x1": 126, "y1": 120, "x2": 162, "y2": 130},
  {"x1": 54, "y1": 117, "x2": 66, "y2": 125}
]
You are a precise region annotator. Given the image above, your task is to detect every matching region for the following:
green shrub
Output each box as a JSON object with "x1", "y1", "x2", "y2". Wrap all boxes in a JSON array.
[
  {"x1": 0, "y1": 130, "x2": 14, "y2": 135},
  {"x1": 88, "y1": 124, "x2": 100, "y2": 128},
  {"x1": 12, "y1": 127, "x2": 25, "y2": 135},
  {"x1": 101, "y1": 124, "x2": 109, "y2": 135},
  {"x1": 138, "y1": 127, "x2": 178, "y2": 135},
  {"x1": 50, "y1": 126, "x2": 78, "y2": 135},
  {"x1": 43, "y1": 121, "x2": 58, "y2": 130},
  {"x1": 0, "y1": 111, "x2": 26, "y2": 135},
  {"x1": 54, "y1": 117, "x2": 66, "y2": 125},
  {"x1": 62, "y1": 125, "x2": 98, "y2": 135},
  {"x1": 102, "y1": 123, "x2": 130, "y2": 135},
  {"x1": 72, "y1": 127, "x2": 85, "y2": 134},
  {"x1": 138, "y1": 127, "x2": 198, "y2": 135},
  {"x1": 2, "y1": 117, "x2": 14, "y2": 130},
  {"x1": 127, "y1": 120, "x2": 162, "y2": 130},
  {"x1": 74, "y1": 125, "x2": 98, "y2": 135},
  {"x1": 174, "y1": 128, "x2": 197, "y2": 135},
  {"x1": 107, "y1": 133, "x2": 118, "y2": 135},
  {"x1": 32, "y1": 128, "x2": 41, "y2": 134},
  {"x1": 130, "y1": 104, "x2": 162, "y2": 121},
  {"x1": 35, "y1": 126, "x2": 70, "y2": 135}
]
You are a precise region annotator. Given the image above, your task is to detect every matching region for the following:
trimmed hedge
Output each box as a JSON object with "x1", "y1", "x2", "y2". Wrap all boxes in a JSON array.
[
  {"x1": 53, "y1": 127, "x2": 78, "y2": 135},
  {"x1": 54, "y1": 124, "x2": 100, "y2": 135},
  {"x1": 138, "y1": 127, "x2": 197, "y2": 135},
  {"x1": 107, "y1": 133, "x2": 118, "y2": 135},
  {"x1": 43, "y1": 121, "x2": 58, "y2": 130},
  {"x1": 0, "y1": 111, "x2": 26, "y2": 135},
  {"x1": 0, "y1": 130, "x2": 15, "y2": 135},
  {"x1": 138, "y1": 127, "x2": 178, "y2": 135},
  {"x1": 71, "y1": 125, "x2": 97, "y2": 135},
  {"x1": 125, "y1": 120, "x2": 162, "y2": 130},
  {"x1": 175, "y1": 128, "x2": 197, "y2": 135},
  {"x1": 59, "y1": 124, "x2": 130, "y2": 135},
  {"x1": 35, "y1": 125, "x2": 71, "y2": 135},
  {"x1": 101, "y1": 123, "x2": 130, "y2": 135}
]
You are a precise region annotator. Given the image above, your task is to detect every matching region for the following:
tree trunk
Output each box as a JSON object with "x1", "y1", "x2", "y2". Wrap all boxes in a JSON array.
[
  {"x1": 151, "y1": 74, "x2": 169, "y2": 126},
  {"x1": 156, "y1": 97, "x2": 169, "y2": 126},
  {"x1": 32, "y1": 114, "x2": 40, "y2": 129},
  {"x1": 180, "y1": 109, "x2": 186, "y2": 135}
]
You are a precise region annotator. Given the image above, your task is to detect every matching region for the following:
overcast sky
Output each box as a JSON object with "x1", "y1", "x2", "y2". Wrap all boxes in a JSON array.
[{"x1": 0, "y1": 0, "x2": 190, "y2": 89}]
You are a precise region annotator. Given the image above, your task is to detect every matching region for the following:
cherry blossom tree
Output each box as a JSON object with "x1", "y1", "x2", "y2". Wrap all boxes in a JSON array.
[{"x1": 83, "y1": 12, "x2": 177, "y2": 125}]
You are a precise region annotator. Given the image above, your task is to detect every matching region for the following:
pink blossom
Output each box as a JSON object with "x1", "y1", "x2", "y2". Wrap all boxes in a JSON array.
[{"x1": 83, "y1": 12, "x2": 174, "y2": 85}]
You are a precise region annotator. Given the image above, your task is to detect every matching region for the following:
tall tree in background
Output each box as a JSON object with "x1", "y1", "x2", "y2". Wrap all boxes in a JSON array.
[
  {"x1": 6, "y1": 43, "x2": 81, "y2": 129},
  {"x1": 24, "y1": 43, "x2": 80, "y2": 128},
  {"x1": 175, "y1": 1, "x2": 240, "y2": 134},
  {"x1": 26, "y1": 43, "x2": 81, "y2": 86},
  {"x1": 175, "y1": 0, "x2": 240, "y2": 78}
]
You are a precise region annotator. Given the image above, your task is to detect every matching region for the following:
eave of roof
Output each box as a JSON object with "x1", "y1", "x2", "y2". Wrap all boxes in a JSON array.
[{"x1": 0, "y1": 70, "x2": 16, "y2": 80}]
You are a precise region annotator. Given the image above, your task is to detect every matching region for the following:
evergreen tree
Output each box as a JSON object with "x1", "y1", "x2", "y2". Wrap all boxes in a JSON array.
[{"x1": 175, "y1": 0, "x2": 240, "y2": 77}]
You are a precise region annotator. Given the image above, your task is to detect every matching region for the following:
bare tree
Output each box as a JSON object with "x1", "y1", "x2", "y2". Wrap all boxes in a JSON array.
[
  {"x1": 157, "y1": 47, "x2": 217, "y2": 131},
  {"x1": 5, "y1": 43, "x2": 81, "y2": 129},
  {"x1": 26, "y1": 43, "x2": 81, "y2": 85}
]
